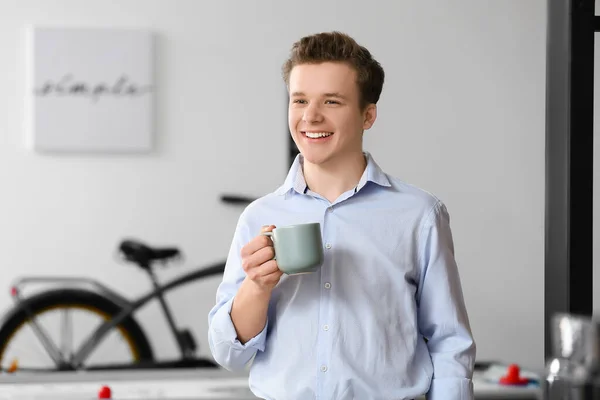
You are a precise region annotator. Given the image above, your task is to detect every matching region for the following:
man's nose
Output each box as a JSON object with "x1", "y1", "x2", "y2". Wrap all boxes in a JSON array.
[{"x1": 302, "y1": 104, "x2": 324, "y2": 123}]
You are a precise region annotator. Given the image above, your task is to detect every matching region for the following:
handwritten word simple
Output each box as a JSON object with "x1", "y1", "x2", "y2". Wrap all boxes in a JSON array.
[{"x1": 34, "y1": 74, "x2": 153, "y2": 102}]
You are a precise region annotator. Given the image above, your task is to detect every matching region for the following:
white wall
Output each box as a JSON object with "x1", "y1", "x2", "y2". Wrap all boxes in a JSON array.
[{"x1": 0, "y1": 0, "x2": 547, "y2": 371}]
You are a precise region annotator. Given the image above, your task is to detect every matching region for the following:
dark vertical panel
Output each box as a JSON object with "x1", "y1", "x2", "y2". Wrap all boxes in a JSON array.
[
  {"x1": 287, "y1": 93, "x2": 300, "y2": 167},
  {"x1": 569, "y1": 1, "x2": 595, "y2": 316},
  {"x1": 288, "y1": 134, "x2": 300, "y2": 167},
  {"x1": 545, "y1": 0, "x2": 594, "y2": 358}
]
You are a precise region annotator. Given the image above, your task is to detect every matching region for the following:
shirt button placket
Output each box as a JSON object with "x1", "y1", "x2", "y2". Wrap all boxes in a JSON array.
[{"x1": 318, "y1": 204, "x2": 334, "y2": 392}]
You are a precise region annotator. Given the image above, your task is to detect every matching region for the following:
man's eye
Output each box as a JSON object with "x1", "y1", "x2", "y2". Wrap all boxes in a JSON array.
[
  {"x1": 293, "y1": 99, "x2": 307, "y2": 104},
  {"x1": 325, "y1": 100, "x2": 340, "y2": 104}
]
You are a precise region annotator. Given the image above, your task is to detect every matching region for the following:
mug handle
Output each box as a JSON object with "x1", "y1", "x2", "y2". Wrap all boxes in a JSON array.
[{"x1": 261, "y1": 231, "x2": 277, "y2": 260}]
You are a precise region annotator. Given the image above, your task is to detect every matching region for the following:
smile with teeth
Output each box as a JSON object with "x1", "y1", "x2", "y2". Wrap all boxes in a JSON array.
[{"x1": 303, "y1": 131, "x2": 333, "y2": 138}]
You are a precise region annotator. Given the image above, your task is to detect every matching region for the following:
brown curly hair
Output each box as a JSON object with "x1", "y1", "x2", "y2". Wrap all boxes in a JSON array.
[{"x1": 282, "y1": 31, "x2": 385, "y2": 110}]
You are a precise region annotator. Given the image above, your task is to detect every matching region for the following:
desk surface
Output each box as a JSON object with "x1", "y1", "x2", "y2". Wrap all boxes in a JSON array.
[{"x1": 0, "y1": 365, "x2": 542, "y2": 399}]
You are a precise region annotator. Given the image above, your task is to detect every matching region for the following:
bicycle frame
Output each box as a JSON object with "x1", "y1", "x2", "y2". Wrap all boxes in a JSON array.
[{"x1": 9, "y1": 260, "x2": 226, "y2": 370}]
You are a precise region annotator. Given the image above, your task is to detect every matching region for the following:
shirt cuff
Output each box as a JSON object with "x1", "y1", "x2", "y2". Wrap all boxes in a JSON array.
[
  {"x1": 210, "y1": 297, "x2": 268, "y2": 352},
  {"x1": 427, "y1": 377, "x2": 473, "y2": 400}
]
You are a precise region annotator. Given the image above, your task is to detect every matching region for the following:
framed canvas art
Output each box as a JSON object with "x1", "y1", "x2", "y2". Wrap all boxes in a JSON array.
[{"x1": 25, "y1": 26, "x2": 155, "y2": 153}]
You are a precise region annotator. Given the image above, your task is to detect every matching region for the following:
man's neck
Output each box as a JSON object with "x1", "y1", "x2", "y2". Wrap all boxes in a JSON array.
[{"x1": 303, "y1": 152, "x2": 367, "y2": 203}]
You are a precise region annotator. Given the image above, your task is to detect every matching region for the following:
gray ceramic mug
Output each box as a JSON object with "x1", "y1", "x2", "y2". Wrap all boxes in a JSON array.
[{"x1": 262, "y1": 222, "x2": 324, "y2": 275}]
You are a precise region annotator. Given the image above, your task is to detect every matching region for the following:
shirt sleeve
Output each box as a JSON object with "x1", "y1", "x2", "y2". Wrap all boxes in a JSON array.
[
  {"x1": 416, "y1": 201, "x2": 476, "y2": 400},
  {"x1": 207, "y1": 213, "x2": 269, "y2": 372}
]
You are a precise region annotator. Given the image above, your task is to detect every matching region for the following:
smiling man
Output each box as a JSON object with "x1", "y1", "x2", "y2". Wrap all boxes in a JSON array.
[{"x1": 208, "y1": 31, "x2": 476, "y2": 400}]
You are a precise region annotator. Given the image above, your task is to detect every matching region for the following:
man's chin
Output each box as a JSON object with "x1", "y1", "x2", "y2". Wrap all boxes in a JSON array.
[{"x1": 300, "y1": 152, "x2": 332, "y2": 167}]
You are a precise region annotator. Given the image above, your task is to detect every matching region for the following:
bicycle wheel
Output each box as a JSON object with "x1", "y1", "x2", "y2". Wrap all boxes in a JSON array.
[{"x1": 0, "y1": 288, "x2": 154, "y2": 372}]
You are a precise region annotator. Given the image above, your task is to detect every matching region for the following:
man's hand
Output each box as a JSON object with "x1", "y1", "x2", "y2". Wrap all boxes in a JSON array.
[
  {"x1": 240, "y1": 225, "x2": 283, "y2": 292},
  {"x1": 230, "y1": 225, "x2": 283, "y2": 344}
]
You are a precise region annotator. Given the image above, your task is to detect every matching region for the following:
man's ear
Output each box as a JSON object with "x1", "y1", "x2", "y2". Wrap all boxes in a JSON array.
[{"x1": 363, "y1": 104, "x2": 377, "y2": 130}]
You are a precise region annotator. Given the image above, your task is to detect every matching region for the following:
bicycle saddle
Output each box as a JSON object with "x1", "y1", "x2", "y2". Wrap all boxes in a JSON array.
[{"x1": 118, "y1": 239, "x2": 181, "y2": 268}]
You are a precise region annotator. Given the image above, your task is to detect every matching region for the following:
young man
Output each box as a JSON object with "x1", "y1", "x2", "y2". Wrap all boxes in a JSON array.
[{"x1": 208, "y1": 31, "x2": 476, "y2": 399}]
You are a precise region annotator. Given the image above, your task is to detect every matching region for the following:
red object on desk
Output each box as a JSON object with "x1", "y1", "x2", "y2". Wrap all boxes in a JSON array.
[
  {"x1": 499, "y1": 364, "x2": 529, "y2": 385},
  {"x1": 98, "y1": 385, "x2": 112, "y2": 399}
]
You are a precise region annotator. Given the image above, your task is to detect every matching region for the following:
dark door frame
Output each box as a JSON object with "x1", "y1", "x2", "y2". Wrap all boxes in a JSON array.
[{"x1": 545, "y1": 0, "x2": 595, "y2": 358}]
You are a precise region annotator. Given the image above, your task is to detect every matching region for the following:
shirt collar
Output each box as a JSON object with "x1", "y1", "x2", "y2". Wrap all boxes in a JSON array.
[{"x1": 274, "y1": 151, "x2": 391, "y2": 197}]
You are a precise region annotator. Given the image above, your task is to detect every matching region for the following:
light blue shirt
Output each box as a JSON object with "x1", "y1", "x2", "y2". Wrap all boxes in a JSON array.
[{"x1": 208, "y1": 152, "x2": 476, "y2": 400}]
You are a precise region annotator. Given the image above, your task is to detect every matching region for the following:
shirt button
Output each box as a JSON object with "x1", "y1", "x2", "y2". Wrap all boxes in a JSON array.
[
  {"x1": 320, "y1": 365, "x2": 327, "y2": 372},
  {"x1": 325, "y1": 243, "x2": 332, "y2": 249},
  {"x1": 323, "y1": 324, "x2": 329, "y2": 331},
  {"x1": 327, "y1": 206, "x2": 333, "y2": 212},
  {"x1": 324, "y1": 282, "x2": 331, "y2": 289}
]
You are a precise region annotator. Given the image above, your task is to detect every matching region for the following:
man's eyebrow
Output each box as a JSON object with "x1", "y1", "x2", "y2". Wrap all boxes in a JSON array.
[
  {"x1": 290, "y1": 92, "x2": 347, "y2": 99},
  {"x1": 324, "y1": 92, "x2": 347, "y2": 99}
]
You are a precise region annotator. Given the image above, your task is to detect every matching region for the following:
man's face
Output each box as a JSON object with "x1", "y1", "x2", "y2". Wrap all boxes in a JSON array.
[{"x1": 288, "y1": 62, "x2": 376, "y2": 167}]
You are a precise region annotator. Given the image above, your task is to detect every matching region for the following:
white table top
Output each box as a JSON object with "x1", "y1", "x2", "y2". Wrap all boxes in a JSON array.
[{"x1": 0, "y1": 365, "x2": 543, "y2": 399}]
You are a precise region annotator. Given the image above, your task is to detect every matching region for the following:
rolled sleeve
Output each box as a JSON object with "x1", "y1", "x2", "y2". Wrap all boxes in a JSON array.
[
  {"x1": 210, "y1": 296, "x2": 269, "y2": 351},
  {"x1": 208, "y1": 293, "x2": 270, "y2": 371},
  {"x1": 427, "y1": 378, "x2": 473, "y2": 400}
]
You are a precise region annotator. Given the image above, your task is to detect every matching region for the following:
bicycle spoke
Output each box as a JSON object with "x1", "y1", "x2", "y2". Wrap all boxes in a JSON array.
[
  {"x1": 71, "y1": 319, "x2": 117, "y2": 367},
  {"x1": 2, "y1": 323, "x2": 57, "y2": 371},
  {"x1": 25, "y1": 313, "x2": 64, "y2": 366},
  {"x1": 60, "y1": 308, "x2": 72, "y2": 361}
]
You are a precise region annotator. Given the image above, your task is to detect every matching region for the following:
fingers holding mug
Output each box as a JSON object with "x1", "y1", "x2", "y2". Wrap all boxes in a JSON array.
[
  {"x1": 240, "y1": 225, "x2": 276, "y2": 260},
  {"x1": 261, "y1": 225, "x2": 275, "y2": 233},
  {"x1": 260, "y1": 225, "x2": 276, "y2": 243},
  {"x1": 260, "y1": 225, "x2": 276, "y2": 259}
]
